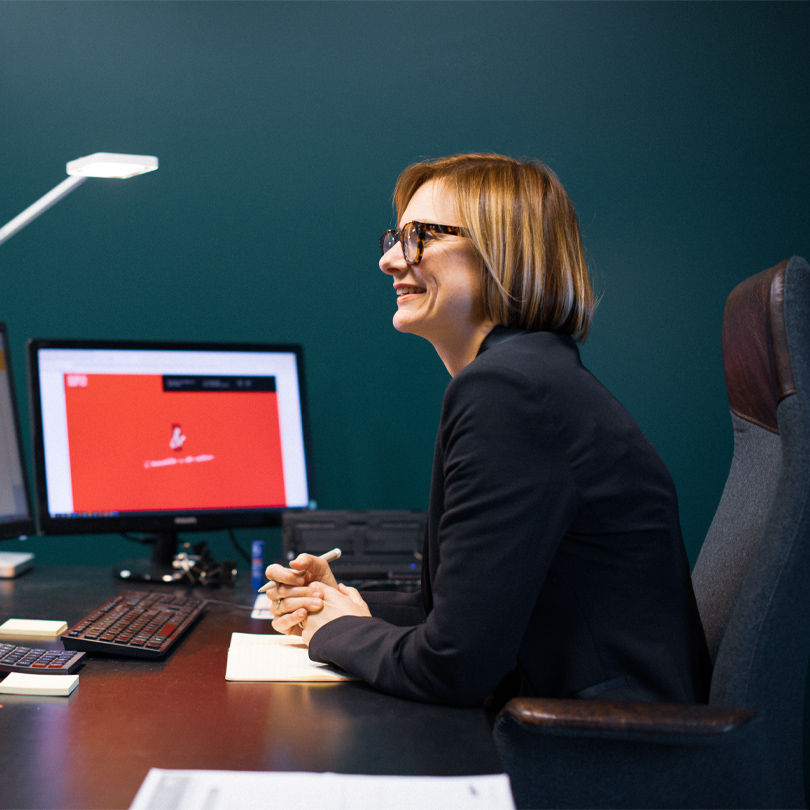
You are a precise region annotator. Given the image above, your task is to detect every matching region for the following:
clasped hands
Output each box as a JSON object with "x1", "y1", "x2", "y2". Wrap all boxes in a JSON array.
[{"x1": 264, "y1": 554, "x2": 370, "y2": 644}]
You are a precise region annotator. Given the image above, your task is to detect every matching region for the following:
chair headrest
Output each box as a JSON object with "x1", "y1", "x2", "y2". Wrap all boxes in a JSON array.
[{"x1": 722, "y1": 260, "x2": 796, "y2": 434}]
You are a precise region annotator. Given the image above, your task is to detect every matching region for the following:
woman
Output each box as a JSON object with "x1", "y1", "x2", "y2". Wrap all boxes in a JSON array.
[{"x1": 268, "y1": 153, "x2": 711, "y2": 707}]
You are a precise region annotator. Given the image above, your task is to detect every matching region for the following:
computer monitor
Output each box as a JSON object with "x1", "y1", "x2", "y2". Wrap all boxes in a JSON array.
[
  {"x1": 0, "y1": 323, "x2": 35, "y2": 541},
  {"x1": 27, "y1": 338, "x2": 314, "y2": 581}
]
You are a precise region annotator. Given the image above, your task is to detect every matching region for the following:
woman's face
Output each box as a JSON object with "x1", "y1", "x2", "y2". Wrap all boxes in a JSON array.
[{"x1": 379, "y1": 180, "x2": 490, "y2": 360}]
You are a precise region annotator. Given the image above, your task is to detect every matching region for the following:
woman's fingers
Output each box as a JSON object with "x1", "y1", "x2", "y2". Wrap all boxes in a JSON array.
[
  {"x1": 270, "y1": 583, "x2": 323, "y2": 639},
  {"x1": 271, "y1": 609, "x2": 308, "y2": 636},
  {"x1": 263, "y1": 562, "x2": 307, "y2": 588},
  {"x1": 338, "y1": 583, "x2": 365, "y2": 605},
  {"x1": 273, "y1": 589, "x2": 323, "y2": 617},
  {"x1": 263, "y1": 554, "x2": 339, "y2": 590},
  {"x1": 288, "y1": 554, "x2": 339, "y2": 588}
]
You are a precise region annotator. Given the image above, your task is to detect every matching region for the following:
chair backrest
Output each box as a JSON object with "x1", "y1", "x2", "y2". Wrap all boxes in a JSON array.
[
  {"x1": 692, "y1": 260, "x2": 795, "y2": 660},
  {"x1": 691, "y1": 255, "x2": 810, "y2": 805}
]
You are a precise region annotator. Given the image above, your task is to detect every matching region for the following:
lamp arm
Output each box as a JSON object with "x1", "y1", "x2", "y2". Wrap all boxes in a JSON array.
[{"x1": 0, "y1": 175, "x2": 88, "y2": 247}]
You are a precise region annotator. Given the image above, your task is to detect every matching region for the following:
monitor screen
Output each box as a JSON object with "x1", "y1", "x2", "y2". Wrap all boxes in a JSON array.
[
  {"x1": 0, "y1": 323, "x2": 35, "y2": 539},
  {"x1": 27, "y1": 338, "x2": 314, "y2": 578}
]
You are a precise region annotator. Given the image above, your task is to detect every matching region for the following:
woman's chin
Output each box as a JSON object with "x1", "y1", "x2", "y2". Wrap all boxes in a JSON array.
[{"x1": 392, "y1": 312, "x2": 418, "y2": 335}]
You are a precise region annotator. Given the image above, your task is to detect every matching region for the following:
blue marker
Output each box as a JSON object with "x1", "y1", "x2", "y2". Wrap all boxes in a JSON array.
[{"x1": 250, "y1": 540, "x2": 265, "y2": 591}]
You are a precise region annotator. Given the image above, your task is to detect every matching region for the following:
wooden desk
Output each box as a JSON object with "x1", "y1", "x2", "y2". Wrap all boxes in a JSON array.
[{"x1": 0, "y1": 566, "x2": 502, "y2": 809}]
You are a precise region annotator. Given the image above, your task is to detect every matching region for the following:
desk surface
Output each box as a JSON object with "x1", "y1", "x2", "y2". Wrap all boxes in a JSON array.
[{"x1": 0, "y1": 565, "x2": 502, "y2": 810}]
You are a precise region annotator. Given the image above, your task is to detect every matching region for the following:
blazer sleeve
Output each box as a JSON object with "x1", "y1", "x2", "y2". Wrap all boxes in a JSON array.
[
  {"x1": 363, "y1": 589, "x2": 426, "y2": 627},
  {"x1": 308, "y1": 361, "x2": 578, "y2": 705}
]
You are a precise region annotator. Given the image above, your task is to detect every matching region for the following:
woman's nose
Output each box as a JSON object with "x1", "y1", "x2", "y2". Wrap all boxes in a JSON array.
[{"x1": 379, "y1": 243, "x2": 406, "y2": 276}]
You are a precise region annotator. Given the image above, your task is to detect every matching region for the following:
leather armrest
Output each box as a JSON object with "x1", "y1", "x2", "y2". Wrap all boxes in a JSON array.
[{"x1": 497, "y1": 697, "x2": 757, "y2": 736}]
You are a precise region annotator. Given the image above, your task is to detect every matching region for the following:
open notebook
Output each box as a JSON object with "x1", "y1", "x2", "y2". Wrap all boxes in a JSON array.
[{"x1": 225, "y1": 633, "x2": 357, "y2": 682}]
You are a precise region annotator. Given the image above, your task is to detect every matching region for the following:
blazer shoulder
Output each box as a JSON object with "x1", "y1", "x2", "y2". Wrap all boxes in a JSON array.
[{"x1": 451, "y1": 331, "x2": 582, "y2": 396}]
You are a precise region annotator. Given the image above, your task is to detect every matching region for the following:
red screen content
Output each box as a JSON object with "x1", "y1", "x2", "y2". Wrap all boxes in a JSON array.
[{"x1": 63, "y1": 373, "x2": 287, "y2": 513}]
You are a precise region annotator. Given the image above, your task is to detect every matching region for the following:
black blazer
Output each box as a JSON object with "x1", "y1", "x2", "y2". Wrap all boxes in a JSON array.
[{"x1": 309, "y1": 328, "x2": 711, "y2": 706}]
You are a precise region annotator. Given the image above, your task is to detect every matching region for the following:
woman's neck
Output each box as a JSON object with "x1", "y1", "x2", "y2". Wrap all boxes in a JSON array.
[{"x1": 433, "y1": 321, "x2": 497, "y2": 376}]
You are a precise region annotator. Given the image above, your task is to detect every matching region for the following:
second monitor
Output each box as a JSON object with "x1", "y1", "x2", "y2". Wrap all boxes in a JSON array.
[{"x1": 27, "y1": 338, "x2": 314, "y2": 580}]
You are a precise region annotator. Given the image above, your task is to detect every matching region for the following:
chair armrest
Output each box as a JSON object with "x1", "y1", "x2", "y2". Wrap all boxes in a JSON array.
[{"x1": 497, "y1": 697, "x2": 757, "y2": 736}]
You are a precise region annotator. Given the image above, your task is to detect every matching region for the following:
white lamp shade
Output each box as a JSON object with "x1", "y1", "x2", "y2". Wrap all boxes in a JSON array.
[
  {"x1": 0, "y1": 151, "x2": 159, "y2": 247},
  {"x1": 66, "y1": 153, "x2": 159, "y2": 179}
]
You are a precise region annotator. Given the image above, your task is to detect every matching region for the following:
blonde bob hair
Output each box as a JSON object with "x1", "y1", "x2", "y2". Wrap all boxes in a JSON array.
[{"x1": 393, "y1": 153, "x2": 594, "y2": 342}]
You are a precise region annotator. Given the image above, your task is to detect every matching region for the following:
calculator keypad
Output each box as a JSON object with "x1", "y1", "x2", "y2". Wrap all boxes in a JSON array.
[{"x1": 0, "y1": 643, "x2": 85, "y2": 675}]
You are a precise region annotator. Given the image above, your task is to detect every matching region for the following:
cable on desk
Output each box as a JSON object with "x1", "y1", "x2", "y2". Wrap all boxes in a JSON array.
[
  {"x1": 201, "y1": 599, "x2": 259, "y2": 612},
  {"x1": 227, "y1": 528, "x2": 252, "y2": 564}
]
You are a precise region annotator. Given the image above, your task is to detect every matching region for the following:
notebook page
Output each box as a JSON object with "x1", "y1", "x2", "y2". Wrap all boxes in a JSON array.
[{"x1": 225, "y1": 632, "x2": 356, "y2": 682}]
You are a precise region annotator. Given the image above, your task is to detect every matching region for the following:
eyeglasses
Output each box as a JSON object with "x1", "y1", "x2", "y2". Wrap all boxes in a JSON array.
[{"x1": 379, "y1": 221, "x2": 468, "y2": 266}]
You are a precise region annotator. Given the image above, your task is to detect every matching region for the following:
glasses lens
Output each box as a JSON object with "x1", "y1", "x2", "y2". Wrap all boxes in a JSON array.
[
  {"x1": 381, "y1": 231, "x2": 397, "y2": 256},
  {"x1": 403, "y1": 223, "x2": 419, "y2": 264}
]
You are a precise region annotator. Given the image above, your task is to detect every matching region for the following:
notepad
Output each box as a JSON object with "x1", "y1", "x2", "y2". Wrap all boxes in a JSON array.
[
  {"x1": 250, "y1": 593, "x2": 275, "y2": 620},
  {"x1": 225, "y1": 632, "x2": 358, "y2": 682},
  {"x1": 0, "y1": 672, "x2": 79, "y2": 696},
  {"x1": 130, "y1": 769, "x2": 516, "y2": 810},
  {"x1": 0, "y1": 618, "x2": 68, "y2": 638}
]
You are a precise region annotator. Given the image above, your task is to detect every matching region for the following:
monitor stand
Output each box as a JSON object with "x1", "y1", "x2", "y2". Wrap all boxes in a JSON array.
[{"x1": 114, "y1": 532, "x2": 181, "y2": 583}]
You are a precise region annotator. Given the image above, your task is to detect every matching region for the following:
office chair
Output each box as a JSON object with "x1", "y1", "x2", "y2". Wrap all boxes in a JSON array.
[{"x1": 493, "y1": 256, "x2": 810, "y2": 809}]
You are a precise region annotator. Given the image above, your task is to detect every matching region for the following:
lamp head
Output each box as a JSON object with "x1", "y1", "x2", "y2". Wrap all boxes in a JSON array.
[{"x1": 66, "y1": 153, "x2": 159, "y2": 179}]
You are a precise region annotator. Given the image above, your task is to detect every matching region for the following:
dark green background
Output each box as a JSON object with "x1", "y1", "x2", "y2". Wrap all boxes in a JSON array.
[
  {"x1": 0, "y1": 2, "x2": 810, "y2": 562},
  {"x1": 2, "y1": 0, "x2": 806, "y2": 566},
  {"x1": 1, "y1": 1, "x2": 807, "y2": 564},
  {"x1": 1, "y1": 0, "x2": 809, "y2": 773}
]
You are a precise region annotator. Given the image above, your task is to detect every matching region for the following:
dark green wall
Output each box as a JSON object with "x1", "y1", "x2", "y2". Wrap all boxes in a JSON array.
[
  {"x1": 1, "y1": 1, "x2": 808, "y2": 569},
  {"x1": 2, "y1": 0, "x2": 810, "y2": 793}
]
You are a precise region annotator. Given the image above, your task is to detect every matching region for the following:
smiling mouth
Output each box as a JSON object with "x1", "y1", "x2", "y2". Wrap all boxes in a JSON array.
[{"x1": 396, "y1": 286, "x2": 426, "y2": 297}]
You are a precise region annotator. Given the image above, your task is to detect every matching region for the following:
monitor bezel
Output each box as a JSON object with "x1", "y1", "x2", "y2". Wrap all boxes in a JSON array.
[
  {"x1": 0, "y1": 323, "x2": 36, "y2": 540},
  {"x1": 27, "y1": 336, "x2": 315, "y2": 537}
]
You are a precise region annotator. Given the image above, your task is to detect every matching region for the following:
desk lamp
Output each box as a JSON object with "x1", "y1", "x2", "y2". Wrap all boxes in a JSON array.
[
  {"x1": 0, "y1": 152, "x2": 159, "y2": 247},
  {"x1": 0, "y1": 152, "x2": 157, "y2": 577}
]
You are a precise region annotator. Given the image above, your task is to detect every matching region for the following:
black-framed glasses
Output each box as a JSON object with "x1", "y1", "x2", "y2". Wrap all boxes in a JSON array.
[{"x1": 379, "y1": 221, "x2": 468, "y2": 265}]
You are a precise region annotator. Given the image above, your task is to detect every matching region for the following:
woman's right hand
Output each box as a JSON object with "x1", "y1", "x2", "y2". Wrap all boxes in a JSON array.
[
  {"x1": 269, "y1": 582, "x2": 324, "y2": 636},
  {"x1": 264, "y1": 553, "x2": 339, "y2": 591},
  {"x1": 262, "y1": 554, "x2": 339, "y2": 636},
  {"x1": 271, "y1": 581, "x2": 370, "y2": 641}
]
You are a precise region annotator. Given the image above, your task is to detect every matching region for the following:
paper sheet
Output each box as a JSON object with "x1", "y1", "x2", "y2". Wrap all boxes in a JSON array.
[
  {"x1": 225, "y1": 632, "x2": 357, "y2": 682},
  {"x1": 129, "y1": 768, "x2": 515, "y2": 810},
  {"x1": 250, "y1": 593, "x2": 274, "y2": 620}
]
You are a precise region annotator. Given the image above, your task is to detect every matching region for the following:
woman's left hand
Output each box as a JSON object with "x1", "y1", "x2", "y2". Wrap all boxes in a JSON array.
[{"x1": 273, "y1": 582, "x2": 370, "y2": 644}]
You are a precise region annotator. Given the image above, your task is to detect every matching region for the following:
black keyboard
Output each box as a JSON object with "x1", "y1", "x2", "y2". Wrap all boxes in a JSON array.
[
  {"x1": 0, "y1": 643, "x2": 86, "y2": 675},
  {"x1": 61, "y1": 590, "x2": 206, "y2": 659}
]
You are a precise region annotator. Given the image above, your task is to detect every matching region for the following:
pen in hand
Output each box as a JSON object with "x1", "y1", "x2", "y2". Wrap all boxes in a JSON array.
[{"x1": 257, "y1": 547, "x2": 342, "y2": 593}]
